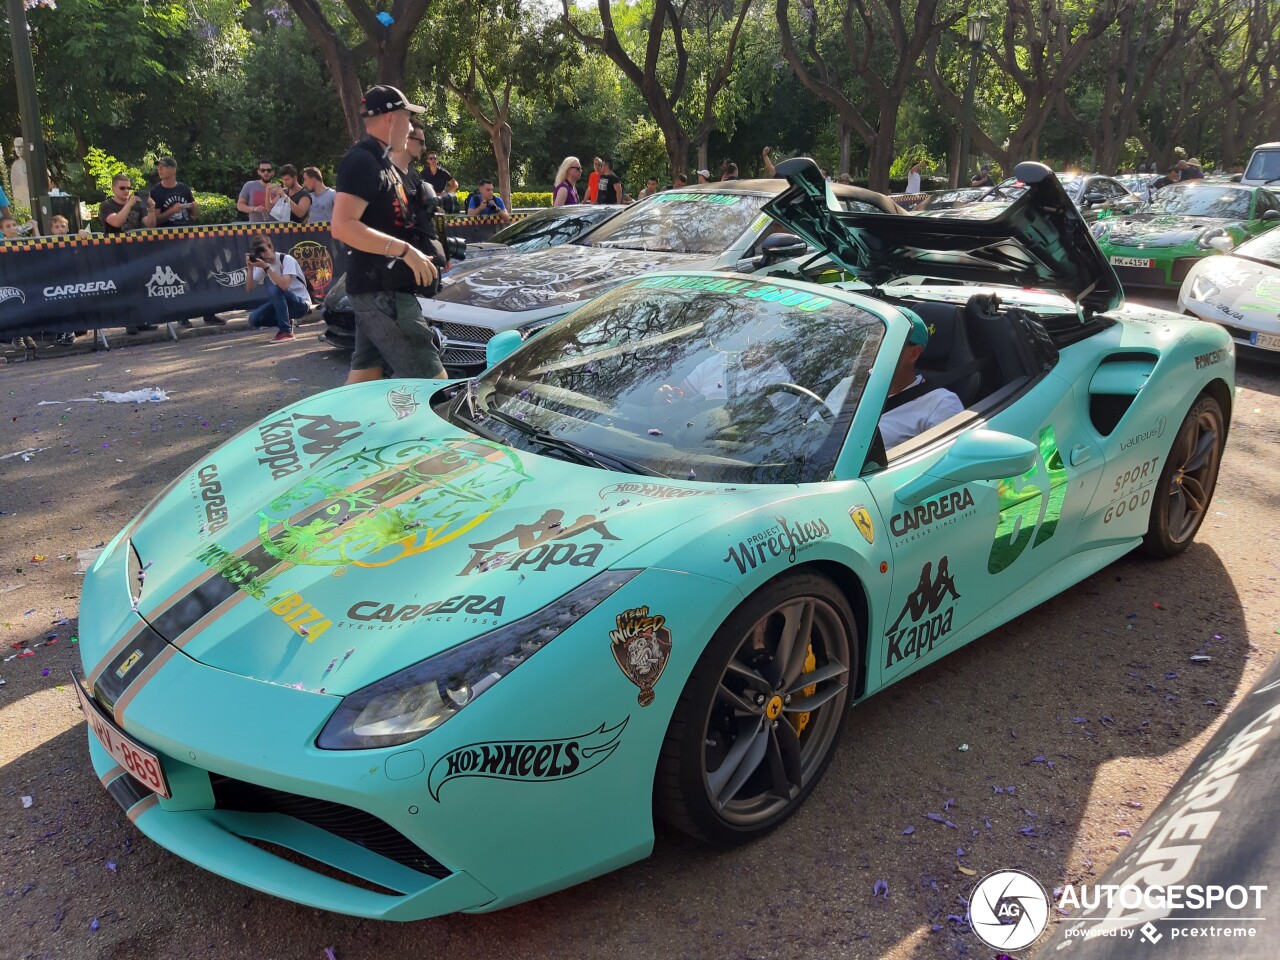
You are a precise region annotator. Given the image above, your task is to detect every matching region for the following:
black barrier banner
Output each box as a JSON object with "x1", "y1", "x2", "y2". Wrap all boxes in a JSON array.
[{"x1": 0, "y1": 212, "x2": 527, "y2": 337}]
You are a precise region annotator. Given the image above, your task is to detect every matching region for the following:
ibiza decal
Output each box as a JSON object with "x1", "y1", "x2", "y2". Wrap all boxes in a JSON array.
[
  {"x1": 387, "y1": 387, "x2": 419, "y2": 420},
  {"x1": 427, "y1": 719, "x2": 628, "y2": 801},
  {"x1": 458, "y1": 509, "x2": 620, "y2": 576},
  {"x1": 340, "y1": 594, "x2": 506, "y2": 630},
  {"x1": 599, "y1": 481, "x2": 714, "y2": 501},
  {"x1": 888, "y1": 488, "x2": 975, "y2": 543},
  {"x1": 884, "y1": 557, "x2": 961, "y2": 669},
  {"x1": 609, "y1": 606, "x2": 672, "y2": 707},
  {"x1": 987, "y1": 425, "x2": 1068, "y2": 575},
  {"x1": 849, "y1": 505, "x2": 875, "y2": 545},
  {"x1": 255, "y1": 413, "x2": 365, "y2": 481},
  {"x1": 194, "y1": 463, "x2": 229, "y2": 535},
  {"x1": 1118, "y1": 415, "x2": 1166, "y2": 452},
  {"x1": 722, "y1": 515, "x2": 831, "y2": 575},
  {"x1": 267, "y1": 591, "x2": 333, "y2": 641}
]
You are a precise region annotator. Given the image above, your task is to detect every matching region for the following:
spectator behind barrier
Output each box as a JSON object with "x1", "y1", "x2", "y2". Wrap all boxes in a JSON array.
[
  {"x1": 150, "y1": 156, "x2": 198, "y2": 226},
  {"x1": 303, "y1": 167, "x2": 335, "y2": 223}
]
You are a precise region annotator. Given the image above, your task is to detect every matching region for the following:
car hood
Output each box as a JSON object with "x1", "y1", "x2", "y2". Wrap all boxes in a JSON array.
[
  {"x1": 124, "y1": 382, "x2": 729, "y2": 694},
  {"x1": 1097, "y1": 214, "x2": 1235, "y2": 247},
  {"x1": 434, "y1": 244, "x2": 708, "y2": 313},
  {"x1": 1183, "y1": 253, "x2": 1280, "y2": 320},
  {"x1": 765, "y1": 158, "x2": 1123, "y2": 317}
]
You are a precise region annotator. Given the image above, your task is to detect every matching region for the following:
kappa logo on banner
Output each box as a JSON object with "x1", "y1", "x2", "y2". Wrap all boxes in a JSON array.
[
  {"x1": 210, "y1": 267, "x2": 248, "y2": 287},
  {"x1": 146, "y1": 265, "x2": 188, "y2": 299},
  {"x1": 43, "y1": 280, "x2": 117, "y2": 300},
  {"x1": 0, "y1": 286, "x2": 25, "y2": 306}
]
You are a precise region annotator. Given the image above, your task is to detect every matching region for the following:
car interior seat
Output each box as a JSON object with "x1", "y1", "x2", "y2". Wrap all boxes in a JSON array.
[{"x1": 906, "y1": 301, "x2": 984, "y2": 407}]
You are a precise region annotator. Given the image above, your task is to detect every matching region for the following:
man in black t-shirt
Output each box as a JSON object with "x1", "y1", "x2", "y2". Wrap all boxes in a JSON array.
[
  {"x1": 595, "y1": 157, "x2": 623, "y2": 204},
  {"x1": 149, "y1": 156, "x2": 198, "y2": 226},
  {"x1": 332, "y1": 85, "x2": 443, "y2": 384},
  {"x1": 100, "y1": 174, "x2": 153, "y2": 234},
  {"x1": 279, "y1": 165, "x2": 312, "y2": 223},
  {"x1": 421, "y1": 149, "x2": 459, "y2": 212}
]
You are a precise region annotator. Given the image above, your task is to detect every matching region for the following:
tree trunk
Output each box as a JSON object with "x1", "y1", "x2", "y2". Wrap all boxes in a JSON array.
[
  {"x1": 492, "y1": 122, "x2": 513, "y2": 208},
  {"x1": 837, "y1": 118, "x2": 851, "y2": 178},
  {"x1": 866, "y1": 117, "x2": 897, "y2": 192},
  {"x1": 696, "y1": 141, "x2": 708, "y2": 176}
]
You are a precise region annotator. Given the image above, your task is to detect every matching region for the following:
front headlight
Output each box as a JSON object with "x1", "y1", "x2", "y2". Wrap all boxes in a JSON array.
[
  {"x1": 1189, "y1": 274, "x2": 1221, "y2": 302},
  {"x1": 317, "y1": 569, "x2": 640, "y2": 749},
  {"x1": 1090, "y1": 222, "x2": 1108, "y2": 240}
]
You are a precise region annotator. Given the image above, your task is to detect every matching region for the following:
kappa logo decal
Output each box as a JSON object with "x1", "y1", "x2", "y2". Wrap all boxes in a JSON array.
[
  {"x1": 884, "y1": 556, "x2": 961, "y2": 668},
  {"x1": 146, "y1": 265, "x2": 188, "y2": 299},
  {"x1": 459, "y1": 509, "x2": 620, "y2": 576},
  {"x1": 255, "y1": 413, "x2": 364, "y2": 480},
  {"x1": 609, "y1": 606, "x2": 672, "y2": 706},
  {"x1": 427, "y1": 719, "x2": 628, "y2": 801}
]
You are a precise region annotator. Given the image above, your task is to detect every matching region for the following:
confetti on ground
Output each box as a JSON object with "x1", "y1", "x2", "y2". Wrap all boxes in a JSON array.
[
  {"x1": 872, "y1": 879, "x2": 888, "y2": 898},
  {"x1": 902, "y1": 826, "x2": 915, "y2": 835},
  {"x1": 21, "y1": 796, "x2": 32, "y2": 808}
]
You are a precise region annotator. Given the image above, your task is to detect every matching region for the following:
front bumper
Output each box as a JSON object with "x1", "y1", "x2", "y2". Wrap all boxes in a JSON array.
[{"x1": 1106, "y1": 251, "x2": 1204, "y2": 292}]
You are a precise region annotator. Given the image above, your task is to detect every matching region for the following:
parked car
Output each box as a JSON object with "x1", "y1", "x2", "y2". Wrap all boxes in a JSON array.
[
  {"x1": 74, "y1": 159, "x2": 1233, "y2": 921},
  {"x1": 449, "y1": 203, "x2": 623, "y2": 270},
  {"x1": 1179, "y1": 226, "x2": 1280, "y2": 353},
  {"x1": 1240, "y1": 142, "x2": 1280, "y2": 186},
  {"x1": 984, "y1": 173, "x2": 1144, "y2": 222},
  {"x1": 1091, "y1": 181, "x2": 1280, "y2": 293},
  {"x1": 420, "y1": 179, "x2": 905, "y2": 372}
]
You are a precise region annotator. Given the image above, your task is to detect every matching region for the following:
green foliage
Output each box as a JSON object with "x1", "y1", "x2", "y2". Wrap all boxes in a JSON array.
[
  {"x1": 84, "y1": 148, "x2": 147, "y2": 196},
  {"x1": 511, "y1": 192, "x2": 552, "y2": 208},
  {"x1": 889, "y1": 145, "x2": 941, "y2": 180},
  {"x1": 614, "y1": 117, "x2": 669, "y2": 188},
  {"x1": 191, "y1": 192, "x2": 240, "y2": 224}
]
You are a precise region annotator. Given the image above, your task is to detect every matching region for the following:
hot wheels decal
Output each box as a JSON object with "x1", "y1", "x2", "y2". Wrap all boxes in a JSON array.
[{"x1": 427, "y1": 719, "x2": 628, "y2": 801}]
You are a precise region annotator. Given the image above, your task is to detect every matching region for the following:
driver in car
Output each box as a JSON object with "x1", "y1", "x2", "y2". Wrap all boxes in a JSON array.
[
  {"x1": 822, "y1": 311, "x2": 964, "y2": 447},
  {"x1": 654, "y1": 322, "x2": 798, "y2": 416}
]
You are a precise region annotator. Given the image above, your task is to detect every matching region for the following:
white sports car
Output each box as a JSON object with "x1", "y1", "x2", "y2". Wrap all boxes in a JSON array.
[{"x1": 1179, "y1": 227, "x2": 1280, "y2": 353}]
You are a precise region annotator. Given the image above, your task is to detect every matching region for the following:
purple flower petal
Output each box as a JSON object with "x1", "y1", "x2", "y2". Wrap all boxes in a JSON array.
[
  {"x1": 926, "y1": 812, "x2": 945, "y2": 822},
  {"x1": 1116, "y1": 829, "x2": 1133, "y2": 837},
  {"x1": 872, "y1": 879, "x2": 888, "y2": 898},
  {"x1": 902, "y1": 825, "x2": 915, "y2": 835},
  {"x1": 1019, "y1": 825, "x2": 1036, "y2": 836},
  {"x1": 943, "y1": 797, "x2": 955, "y2": 811}
]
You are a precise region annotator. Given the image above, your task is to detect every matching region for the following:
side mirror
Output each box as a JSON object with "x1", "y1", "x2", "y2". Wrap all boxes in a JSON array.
[
  {"x1": 485, "y1": 330, "x2": 523, "y2": 368},
  {"x1": 1263, "y1": 209, "x2": 1280, "y2": 222},
  {"x1": 895, "y1": 430, "x2": 1038, "y2": 505},
  {"x1": 1230, "y1": 173, "x2": 1242, "y2": 183},
  {"x1": 759, "y1": 232, "x2": 809, "y2": 263},
  {"x1": 1207, "y1": 235, "x2": 1234, "y2": 252},
  {"x1": 1083, "y1": 192, "x2": 1105, "y2": 206}
]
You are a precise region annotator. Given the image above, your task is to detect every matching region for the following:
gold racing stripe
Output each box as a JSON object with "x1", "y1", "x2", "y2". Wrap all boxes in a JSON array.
[
  {"x1": 98, "y1": 764, "x2": 125, "y2": 788},
  {"x1": 113, "y1": 646, "x2": 178, "y2": 727},
  {"x1": 126, "y1": 794, "x2": 160, "y2": 823}
]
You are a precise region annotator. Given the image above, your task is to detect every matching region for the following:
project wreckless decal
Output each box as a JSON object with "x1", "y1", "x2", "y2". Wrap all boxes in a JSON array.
[
  {"x1": 988, "y1": 425, "x2": 1069, "y2": 575},
  {"x1": 427, "y1": 719, "x2": 628, "y2": 801}
]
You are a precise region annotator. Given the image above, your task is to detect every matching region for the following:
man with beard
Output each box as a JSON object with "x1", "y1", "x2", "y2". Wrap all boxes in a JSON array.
[{"x1": 237, "y1": 160, "x2": 276, "y2": 222}]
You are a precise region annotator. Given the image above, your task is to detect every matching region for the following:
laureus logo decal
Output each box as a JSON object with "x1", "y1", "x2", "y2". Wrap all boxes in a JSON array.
[
  {"x1": 609, "y1": 606, "x2": 672, "y2": 706},
  {"x1": 427, "y1": 719, "x2": 628, "y2": 801}
]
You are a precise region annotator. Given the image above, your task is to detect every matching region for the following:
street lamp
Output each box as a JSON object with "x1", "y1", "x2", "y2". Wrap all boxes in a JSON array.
[{"x1": 957, "y1": 10, "x2": 989, "y2": 188}]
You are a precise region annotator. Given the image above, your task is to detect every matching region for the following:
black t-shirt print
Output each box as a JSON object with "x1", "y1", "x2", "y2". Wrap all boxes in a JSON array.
[
  {"x1": 288, "y1": 187, "x2": 310, "y2": 224},
  {"x1": 595, "y1": 173, "x2": 622, "y2": 204},
  {"x1": 150, "y1": 182, "x2": 195, "y2": 225},
  {"x1": 335, "y1": 135, "x2": 415, "y2": 295},
  {"x1": 100, "y1": 197, "x2": 144, "y2": 234}
]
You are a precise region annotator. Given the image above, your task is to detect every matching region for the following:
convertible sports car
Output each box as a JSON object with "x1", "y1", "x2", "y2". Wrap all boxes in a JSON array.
[
  {"x1": 421, "y1": 179, "x2": 905, "y2": 372},
  {"x1": 1092, "y1": 181, "x2": 1280, "y2": 293},
  {"x1": 75, "y1": 161, "x2": 1233, "y2": 921},
  {"x1": 1179, "y1": 226, "x2": 1280, "y2": 352}
]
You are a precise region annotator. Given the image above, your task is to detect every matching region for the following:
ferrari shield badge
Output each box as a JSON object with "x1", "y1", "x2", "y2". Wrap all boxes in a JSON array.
[
  {"x1": 610, "y1": 606, "x2": 672, "y2": 707},
  {"x1": 849, "y1": 505, "x2": 875, "y2": 545}
]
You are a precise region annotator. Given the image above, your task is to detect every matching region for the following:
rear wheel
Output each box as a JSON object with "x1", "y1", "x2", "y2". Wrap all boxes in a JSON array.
[
  {"x1": 1142, "y1": 395, "x2": 1224, "y2": 557},
  {"x1": 655, "y1": 572, "x2": 856, "y2": 845}
]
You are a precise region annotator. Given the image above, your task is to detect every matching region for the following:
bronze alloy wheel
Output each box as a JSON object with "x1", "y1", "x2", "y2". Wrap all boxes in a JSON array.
[{"x1": 656, "y1": 572, "x2": 856, "y2": 844}]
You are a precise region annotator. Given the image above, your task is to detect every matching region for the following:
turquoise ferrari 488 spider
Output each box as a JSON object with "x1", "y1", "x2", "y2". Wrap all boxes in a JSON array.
[{"x1": 75, "y1": 161, "x2": 1234, "y2": 920}]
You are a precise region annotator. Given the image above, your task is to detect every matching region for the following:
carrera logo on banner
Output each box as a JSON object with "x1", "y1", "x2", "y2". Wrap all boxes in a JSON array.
[
  {"x1": 210, "y1": 267, "x2": 248, "y2": 287},
  {"x1": 0, "y1": 287, "x2": 25, "y2": 305},
  {"x1": 146, "y1": 265, "x2": 188, "y2": 299},
  {"x1": 427, "y1": 719, "x2": 628, "y2": 801},
  {"x1": 43, "y1": 280, "x2": 117, "y2": 300}
]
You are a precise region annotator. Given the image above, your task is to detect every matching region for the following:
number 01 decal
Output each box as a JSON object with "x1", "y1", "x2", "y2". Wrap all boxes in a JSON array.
[{"x1": 987, "y1": 425, "x2": 1069, "y2": 574}]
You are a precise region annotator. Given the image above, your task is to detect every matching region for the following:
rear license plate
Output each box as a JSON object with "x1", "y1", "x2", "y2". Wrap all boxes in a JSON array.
[
  {"x1": 1251, "y1": 331, "x2": 1280, "y2": 351},
  {"x1": 73, "y1": 674, "x2": 170, "y2": 798},
  {"x1": 1110, "y1": 256, "x2": 1155, "y2": 268}
]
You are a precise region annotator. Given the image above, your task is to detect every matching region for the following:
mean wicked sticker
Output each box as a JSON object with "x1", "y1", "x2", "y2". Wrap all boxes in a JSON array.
[{"x1": 610, "y1": 606, "x2": 673, "y2": 706}]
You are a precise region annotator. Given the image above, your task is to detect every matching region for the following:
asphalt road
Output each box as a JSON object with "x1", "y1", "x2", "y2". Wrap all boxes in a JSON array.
[{"x1": 1, "y1": 319, "x2": 1278, "y2": 960}]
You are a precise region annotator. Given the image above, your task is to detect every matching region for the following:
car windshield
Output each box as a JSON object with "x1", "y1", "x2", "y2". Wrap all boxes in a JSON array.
[
  {"x1": 489, "y1": 207, "x2": 612, "y2": 251},
  {"x1": 447, "y1": 276, "x2": 884, "y2": 484},
  {"x1": 1235, "y1": 228, "x2": 1280, "y2": 266},
  {"x1": 582, "y1": 192, "x2": 766, "y2": 254},
  {"x1": 1245, "y1": 150, "x2": 1280, "y2": 183},
  {"x1": 1140, "y1": 184, "x2": 1253, "y2": 219}
]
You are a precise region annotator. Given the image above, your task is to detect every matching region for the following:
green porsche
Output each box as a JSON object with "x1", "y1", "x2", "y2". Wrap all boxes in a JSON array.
[
  {"x1": 74, "y1": 160, "x2": 1234, "y2": 920},
  {"x1": 1091, "y1": 181, "x2": 1280, "y2": 293}
]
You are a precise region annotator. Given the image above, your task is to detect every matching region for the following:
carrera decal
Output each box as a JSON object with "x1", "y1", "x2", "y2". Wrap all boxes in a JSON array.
[
  {"x1": 722, "y1": 515, "x2": 831, "y2": 575},
  {"x1": 609, "y1": 606, "x2": 673, "y2": 707},
  {"x1": 339, "y1": 594, "x2": 506, "y2": 631},
  {"x1": 458, "y1": 509, "x2": 619, "y2": 576},
  {"x1": 427, "y1": 719, "x2": 628, "y2": 801},
  {"x1": 889, "y1": 488, "x2": 975, "y2": 544},
  {"x1": 194, "y1": 463, "x2": 229, "y2": 536},
  {"x1": 598, "y1": 481, "x2": 714, "y2": 501},
  {"x1": 987, "y1": 425, "x2": 1068, "y2": 575},
  {"x1": 849, "y1": 505, "x2": 875, "y2": 545},
  {"x1": 884, "y1": 557, "x2": 961, "y2": 669}
]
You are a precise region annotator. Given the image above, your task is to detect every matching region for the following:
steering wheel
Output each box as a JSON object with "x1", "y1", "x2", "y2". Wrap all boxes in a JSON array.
[{"x1": 761, "y1": 382, "x2": 833, "y2": 423}]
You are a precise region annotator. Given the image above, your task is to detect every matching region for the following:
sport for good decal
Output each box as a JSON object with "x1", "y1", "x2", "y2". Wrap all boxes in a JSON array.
[
  {"x1": 609, "y1": 606, "x2": 672, "y2": 706},
  {"x1": 427, "y1": 719, "x2": 628, "y2": 801},
  {"x1": 884, "y1": 556, "x2": 961, "y2": 669}
]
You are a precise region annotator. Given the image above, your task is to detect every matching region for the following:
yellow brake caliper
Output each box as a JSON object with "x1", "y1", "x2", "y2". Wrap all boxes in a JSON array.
[{"x1": 790, "y1": 645, "x2": 817, "y2": 735}]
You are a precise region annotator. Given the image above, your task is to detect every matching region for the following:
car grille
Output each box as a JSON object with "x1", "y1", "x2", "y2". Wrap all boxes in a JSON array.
[
  {"x1": 209, "y1": 774, "x2": 451, "y2": 879},
  {"x1": 442, "y1": 347, "x2": 488, "y2": 368},
  {"x1": 1171, "y1": 258, "x2": 1200, "y2": 284},
  {"x1": 1111, "y1": 265, "x2": 1170, "y2": 290},
  {"x1": 437, "y1": 321, "x2": 494, "y2": 344}
]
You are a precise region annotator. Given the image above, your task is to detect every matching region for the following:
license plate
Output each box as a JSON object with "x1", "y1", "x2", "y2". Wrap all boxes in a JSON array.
[
  {"x1": 1251, "y1": 331, "x2": 1280, "y2": 351},
  {"x1": 1110, "y1": 256, "x2": 1155, "y2": 268},
  {"x1": 73, "y1": 673, "x2": 170, "y2": 798}
]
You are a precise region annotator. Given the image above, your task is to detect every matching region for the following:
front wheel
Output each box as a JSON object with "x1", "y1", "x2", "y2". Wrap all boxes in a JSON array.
[
  {"x1": 655, "y1": 572, "x2": 857, "y2": 845},
  {"x1": 1142, "y1": 395, "x2": 1224, "y2": 557}
]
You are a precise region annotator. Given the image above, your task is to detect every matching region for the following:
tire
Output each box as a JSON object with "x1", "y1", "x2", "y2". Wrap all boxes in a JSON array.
[
  {"x1": 655, "y1": 571, "x2": 857, "y2": 845},
  {"x1": 1142, "y1": 394, "x2": 1225, "y2": 557}
]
